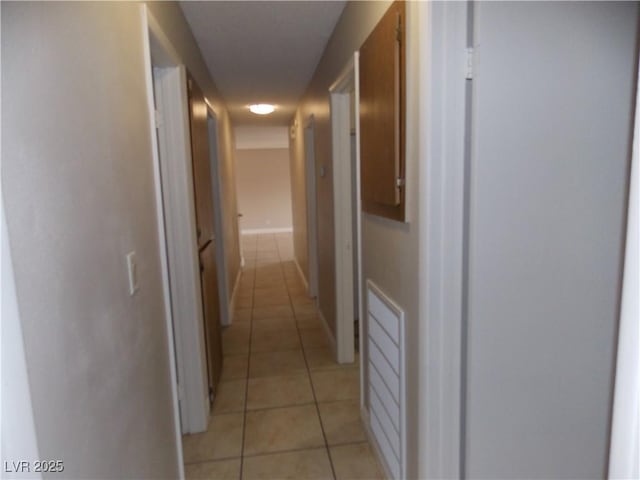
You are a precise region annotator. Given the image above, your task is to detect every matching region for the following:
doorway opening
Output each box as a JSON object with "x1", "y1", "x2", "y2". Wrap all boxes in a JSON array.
[
  {"x1": 304, "y1": 115, "x2": 319, "y2": 300},
  {"x1": 330, "y1": 52, "x2": 363, "y2": 379},
  {"x1": 142, "y1": 5, "x2": 226, "y2": 446}
]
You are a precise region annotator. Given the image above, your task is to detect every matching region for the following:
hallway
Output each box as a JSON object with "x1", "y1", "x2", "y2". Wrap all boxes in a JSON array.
[
  {"x1": 182, "y1": 233, "x2": 383, "y2": 480},
  {"x1": 3, "y1": 2, "x2": 639, "y2": 479}
]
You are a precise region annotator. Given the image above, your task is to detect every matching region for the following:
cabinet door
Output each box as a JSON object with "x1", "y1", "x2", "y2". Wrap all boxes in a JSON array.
[
  {"x1": 187, "y1": 75, "x2": 215, "y2": 247},
  {"x1": 200, "y1": 241, "x2": 223, "y2": 397},
  {"x1": 359, "y1": 0, "x2": 406, "y2": 221}
]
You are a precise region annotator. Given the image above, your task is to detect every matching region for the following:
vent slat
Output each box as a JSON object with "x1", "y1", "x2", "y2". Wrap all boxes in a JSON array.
[{"x1": 367, "y1": 280, "x2": 404, "y2": 479}]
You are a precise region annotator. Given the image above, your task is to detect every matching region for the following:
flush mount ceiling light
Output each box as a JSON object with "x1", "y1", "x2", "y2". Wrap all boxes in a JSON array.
[{"x1": 248, "y1": 104, "x2": 276, "y2": 115}]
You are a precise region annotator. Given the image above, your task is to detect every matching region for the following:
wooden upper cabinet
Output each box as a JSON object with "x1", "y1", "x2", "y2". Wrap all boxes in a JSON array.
[
  {"x1": 187, "y1": 74, "x2": 215, "y2": 248},
  {"x1": 359, "y1": 0, "x2": 406, "y2": 221}
]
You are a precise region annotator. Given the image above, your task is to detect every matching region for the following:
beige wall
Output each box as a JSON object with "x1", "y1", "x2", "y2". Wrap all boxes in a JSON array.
[
  {"x1": 289, "y1": 1, "x2": 422, "y2": 477},
  {"x1": 147, "y1": 1, "x2": 242, "y2": 300},
  {"x1": 289, "y1": 113, "x2": 310, "y2": 282},
  {"x1": 290, "y1": 1, "x2": 394, "y2": 332},
  {"x1": 1, "y1": 2, "x2": 239, "y2": 477},
  {"x1": 235, "y1": 148, "x2": 293, "y2": 232}
]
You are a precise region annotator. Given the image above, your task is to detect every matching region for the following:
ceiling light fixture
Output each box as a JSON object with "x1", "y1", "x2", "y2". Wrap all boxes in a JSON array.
[{"x1": 249, "y1": 104, "x2": 275, "y2": 115}]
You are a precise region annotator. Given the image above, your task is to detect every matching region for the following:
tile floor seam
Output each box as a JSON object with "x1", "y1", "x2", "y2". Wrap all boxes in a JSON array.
[
  {"x1": 239, "y1": 244, "x2": 258, "y2": 480},
  {"x1": 248, "y1": 346, "x2": 303, "y2": 354},
  {"x1": 240, "y1": 444, "x2": 338, "y2": 460},
  {"x1": 315, "y1": 398, "x2": 361, "y2": 406},
  {"x1": 183, "y1": 454, "x2": 242, "y2": 466},
  {"x1": 275, "y1": 239, "x2": 338, "y2": 480},
  {"x1": 239, "y1": 439, "x2": 372, "y2": 460},
  {"x1": 186, "y1": 235, "x2": 380, "y2": 479},
  {"x1": 243, "y1": 400, "x2": 316, "y2": 413}
]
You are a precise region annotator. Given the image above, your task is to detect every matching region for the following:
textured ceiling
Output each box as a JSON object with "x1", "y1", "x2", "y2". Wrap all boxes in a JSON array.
[{"x1": 180, "y1": 1, "x2": 346, "y2": 126}]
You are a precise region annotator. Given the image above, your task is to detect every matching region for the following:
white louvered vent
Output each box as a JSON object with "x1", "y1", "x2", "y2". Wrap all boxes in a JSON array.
[{"x1": 366, "y1": 280, "x2": 406, "y2": 479}]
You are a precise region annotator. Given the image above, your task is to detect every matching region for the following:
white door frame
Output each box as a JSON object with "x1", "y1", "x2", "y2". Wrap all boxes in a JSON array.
[
  {"x1": 417, "y1": 1, "x2": 468, "y2": 478},
  {"x1": 329, "y1": 52, "x2": 362, "y2": 365},
  {"x1": 304, "y1": 114, "x2": 319, "y2": 298},
  {"x1": 608, "y1": 54, "x2": 640, "y2": 480},
  {"x1": 2, "y1": 200, "x2": 43, "y2": 479},
  {"x1": 206, "y1": 108, "x2": 232, "y2": 327},
  {"x1": 142, "y1": 6, "x2": 209, "y2": 444}
]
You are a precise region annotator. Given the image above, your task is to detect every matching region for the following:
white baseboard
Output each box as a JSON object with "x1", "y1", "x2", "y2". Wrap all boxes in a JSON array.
[
  {"x1": 318, "y1": 308, "x2": 337, "y2": 356},
  {"x1": 361, "y1": 406, "x2": 392, "y2": 480},
  {"x1": 293, "y1": 257, "x2": 309, "y2": 294},
  {"x1": 241, "y1": 227, "x2": 293, "y2": 235},
  {"x1": 228, "y1": 268, "x2": 242, "y2": 324}
]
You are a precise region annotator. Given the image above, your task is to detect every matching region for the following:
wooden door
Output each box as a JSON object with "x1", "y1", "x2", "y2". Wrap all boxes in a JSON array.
[
  {"x1": 199, "y1": 241, "x2": 223, "y2": 397},
  {"x1": 187, "y1": 75, "x2": 215, "y2": 249},
  {"x1": 187, "y1": 73, "x2": 223, "y2": 399},
  {"x1": 359, "y1": 0, "x2": 406, "y2": 221}
]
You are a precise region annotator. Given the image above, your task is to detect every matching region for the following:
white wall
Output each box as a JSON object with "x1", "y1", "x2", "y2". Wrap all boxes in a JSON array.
[
  {"x1": 1, "y1": 3, "x2": 181, "y2": 477},
  {"x1": 466, "y1": 2, "x2": 639, "y2": 477},
  {"x1": 235, "y1": 126, "x2": 289, "y2": 150},
  {"x1": 1, "y1": 202, "x2": 42, "y2": 479},
  {"x1": 235, "y1": 148, "x2": 293, "y2": 232}
]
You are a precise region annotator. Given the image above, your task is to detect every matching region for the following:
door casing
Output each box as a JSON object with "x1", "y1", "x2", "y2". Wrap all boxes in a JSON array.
[
  {"x1": 304, "y1": 115, "x2": 319, "y2": 299},
  {"x1": 329, "y1": 53, "x2": 363, "y2": 377},
  {"x1": 142, "y1": 6, "x2": 210, "y2": 448}
]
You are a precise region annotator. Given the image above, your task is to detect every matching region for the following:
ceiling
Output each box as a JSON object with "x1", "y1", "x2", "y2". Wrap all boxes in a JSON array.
[{"x1": 180, "y1": 1, "x2": 346, "y2": 126}]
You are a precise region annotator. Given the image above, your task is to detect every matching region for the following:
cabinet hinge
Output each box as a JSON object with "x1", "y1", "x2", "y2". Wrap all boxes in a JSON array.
[
  {"x1": 465, "y1": 47, "x2": 474, "y2": 80},
  {"x1": 154, "y1": 109, "x2": 162, "y2": 129},
  {"x1": 396, "y1": 177, "x2": 405, "y2": 188}
]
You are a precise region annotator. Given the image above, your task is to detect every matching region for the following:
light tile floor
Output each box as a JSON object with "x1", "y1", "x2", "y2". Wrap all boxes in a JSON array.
[{"x1": 183, "y1": 233, "x2": 384, "y2": 480}]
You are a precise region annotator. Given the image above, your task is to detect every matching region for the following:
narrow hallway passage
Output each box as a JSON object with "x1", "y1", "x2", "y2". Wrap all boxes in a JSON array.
[{"x1": 182, "y1": 232, "x2": 384, "y2": 480}]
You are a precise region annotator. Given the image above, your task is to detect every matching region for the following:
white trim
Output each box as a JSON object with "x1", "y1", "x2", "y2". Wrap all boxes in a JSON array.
[
  {"x1": 366, "y1": 279, "x2": 407, "y2": 479},
  {"x1": 361, "y1": 406, "x2": 393, "y2": 480},
  {"x1": 329, "y1": 54, "x2": 358, "y2": 364},
  {"x1": 143, "y1": 6, "x2": 209, "y2": 438},
  {"x1": 608, "y1": 53, "x2": 640, "y2": 480},
  {"x1": 140, "y1": 7, "x2": 185, "y2": 476},
  {"x1": 304, "y1": 114, "x2": 319, "y2": 298},
  {"x1": 294, "y1": 257, "x2": 310, "y2": 294},
  {"x1": 1, "y1": 200, "x2": 43, "y2": 480},
  {"x1": 417, "y1": 2, "x2": 468, "y2": 479},
  {"x1": 354, "y1": 51, "x2": 365, "y2": 410},
  {"x1": 156, "y1": 66, "x2": 210, "y2": 432},
  {"x1": 228, "y1": 268, "x2": 242, "y2": 323},
  {"x1": 240, "y1": 227, "x2": 293, "y2": 235}
]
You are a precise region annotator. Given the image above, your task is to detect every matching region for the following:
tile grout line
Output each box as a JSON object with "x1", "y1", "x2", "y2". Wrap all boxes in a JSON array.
[
  {"x1": 183, "y1": 438, "x2": 373, "y2": 468},
  {"x1": 239, "y1": 237, "x2": 258, "y2": 480},
  {"x1": 275, "y1": 235, "x2": 339, "y2": 480},
  {"x1": 187, "y1": 235, "x2": 376, "y2": 478}
]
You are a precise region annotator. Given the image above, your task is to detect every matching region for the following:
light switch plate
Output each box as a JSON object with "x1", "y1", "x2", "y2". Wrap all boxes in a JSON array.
[{"x1": 126, "y1": 251, "x2": 139, "y2": 296}]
